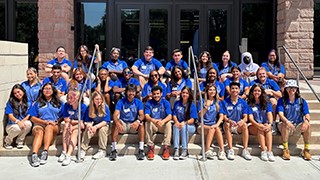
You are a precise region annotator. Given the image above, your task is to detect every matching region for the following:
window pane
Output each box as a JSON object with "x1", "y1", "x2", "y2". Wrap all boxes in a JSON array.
[
  {"x1": 0, "y1": 2, "x2": 4, "y2": 40},
  {"x1": 180, "y1": 9, "x2": 199, "y2": 58},
  {"x1": 121, "y1": 9, "x2": 140, "y2": 66},
  {"x1": 314, "y1": 2, "x2": 320, "y2": 70},
  {"x1": 77, "y1": 2, "x2": 106, "y2": 61},
  {"x1": 16, "y1": 3, "x2": 38, "y2": 68},
  {"x1": 149, "y1": 9, "x2": 168, "y2": 63},
  {"x1": 208, "y1": 9, "x2": 227, "y2": 63},
  {"x1": 242, "y1": 3, "x2": 273, "y2": 64}
]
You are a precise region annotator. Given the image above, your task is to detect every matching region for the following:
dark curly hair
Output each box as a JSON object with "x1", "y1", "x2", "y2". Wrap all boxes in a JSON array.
[{"x1": 247, "y1": 83, "x2": 268, "y2": 110}]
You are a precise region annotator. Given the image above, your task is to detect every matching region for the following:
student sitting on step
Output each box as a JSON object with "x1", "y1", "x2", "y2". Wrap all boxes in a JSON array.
[
  {"x1": 80, "y1": 91, "x2": 111, "y2": 160},
  {"x1": 4, "y1": 84, "x2": 32, "y2": 150},
  {"x1": 172, "y1": 86, "x2": 197, "y2": 160},
  {"x1": 197, "y1": 84, "x2": 226, "y2": 160},
  {"x1": 110, "y1": 84, "x2": 145, "y2": 161},
  {"x1": 222, "y1": 81, "x2": 252, "y2": 160},
  {"x1": 247, "y1": 83, "x2": 275, "y2": 161},
  {"x1": 29, "y1": 83, "x2": 63, "y2": 167},
  {"x1": 145, "y1": 86, "x2": 172, "y2": 160},
  {"x1": 58, "y1": 90, "x2": 86, "y2": 166},
  {"x1": 276, "y1": 79, "x2": 311, "y2": 161}
]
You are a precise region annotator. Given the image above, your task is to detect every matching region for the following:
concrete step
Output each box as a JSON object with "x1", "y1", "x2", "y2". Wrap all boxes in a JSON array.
[
  {"x1": 305, "y1": 99, "x2": 320, "y2": 109},
  {"x1": 0, "y1": 143, "x2": 319, "y2": 157},
  {"x1": 309, "y1": 110, "x2": 320, "y2": 119},
  {"x1": 300, "y1": 90, "x2": 320, "y2": 100}
]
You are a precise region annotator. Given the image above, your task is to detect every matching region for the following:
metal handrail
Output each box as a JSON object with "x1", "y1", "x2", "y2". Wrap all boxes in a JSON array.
[
  {"x1": 278, "y1": 45, "x2": 320, "y2": 103},
  {"x1": 188, "y1": 46, "x2": 206, "y2": 161},
  {"x1": 76, "y1": 47, "x2": 98, "y2": 162}
]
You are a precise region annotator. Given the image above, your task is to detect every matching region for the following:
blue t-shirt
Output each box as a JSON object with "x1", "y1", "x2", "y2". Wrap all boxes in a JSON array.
[
  {"x1": 221, "y1": 97, "x2": 250, "y2": 122},
  {"x1": 5, "y1": 101, "x2": 31, "y2": 125},
  {"x1": 133, "y1": 57, "x2": 163, "y2": 75},
  {"x1": 29, "y1": 101, "x2": 63, "y2": 122},
  {"x1": 216, "y1": 61, "x2": 237, "y2": 76},
  {"x1": 224, "y1": 77, "x2": 249, "y2": 96},
  {"x1": 102, "y1": 60, "x2": 128, "y2": 72},
  {"x1": 276, "y1": 97, "x2": 309, "y2": 124},
  {"x1": 197, "y1": 99, "x2": 223, "y2": 126},
  {"x1": 115, "y1": 97, "x2": 144, "y2": 123},
  {"x1": 198, "y1": 63, "x2": 219, "y2": 79},
  {"x1": 165, "y1": 59, "x2": 189, "y2": 71},
  {"x1": 248, "y1": 102, "x2": 272, "y2": 124},
  {"x1": 112, "y1": 77, "x2": 140, "y2": 88},
  {"x1": 261, "y1": 62, "x2": 286, "y2": 76},
  {"x1": 47, "y1": 58, "x2": 72, "y2": 68},
  {"x1": 73, "y1": 56, "x2": 96, "y2": 73},
  {"x1": 166, "y1": 78, "x2": 192, "y2": 94},
  {"x1": 173, "y1": 100, "x2": 198, "y2": 123},
  {"x1": 200, "y1": 81, "x2": 225, "y2": 98},
  {"x1": 141, "y1": 81, "x2": 167, "y2": 99},
  {"x1": 145, "y1": 99, "x2": 172, "y2": 119},
  {"x1": 62, "y1": 102, "x2": 87, "y2": 120},
  {"x1": 21, "y1": 80, "x2": 42, "y2": 102},
  {"x1": 249, "y1": 78, "x2": 280, "y2": 92},
  {"x1": 84, "y1": 104, "x2": 111, "y2": 125},
  {"x1": 42, "y1": 77, "x2": 67, "y2": 93}
]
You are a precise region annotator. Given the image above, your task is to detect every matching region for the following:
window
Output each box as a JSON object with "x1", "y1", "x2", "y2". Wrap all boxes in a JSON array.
[
  {"x1": 242, "y1": 2, "x2": 274, "y2": 65},
  {"x1": 0, "y1": 2, "x2": 5, "y2": 40},
  {"x1": 314, "y1": 1, "x2": 320, "y2": 71}
]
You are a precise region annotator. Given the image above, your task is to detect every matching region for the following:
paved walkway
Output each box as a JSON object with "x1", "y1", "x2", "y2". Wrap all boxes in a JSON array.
[{"x1": 1, "y1": 155, "x2": 320, "y2": 180}]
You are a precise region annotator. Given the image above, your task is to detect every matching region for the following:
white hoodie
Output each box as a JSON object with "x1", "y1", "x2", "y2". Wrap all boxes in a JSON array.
[{"x1": 239, "y1": 52, "x2": 259, "y2": 83}]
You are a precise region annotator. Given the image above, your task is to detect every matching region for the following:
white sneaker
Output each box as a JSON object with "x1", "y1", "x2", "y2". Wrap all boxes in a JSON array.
[
  {"x1": 58, "y1": 152, "x2": 67, "y2": 162},
  {"x1": 226, "y1": 149, "x2": 235, "y2": 160},
  {"x1": 92, "y1": 149, "x2": 106, "y2": 159},
  {"x1": 218, "y1": 150, "x2": 226, "y2": 160},
  {"x1": 62, "y1": 155, "x2": 71, "y2": 166},
  {"x1": 242, "y1": 149, "x2": 252, "y2": 160},
  {"x1": 16, "y1": 142, "x2": 24, "y2": 149},
  {"x1": 205, "y1": 150, "x2": 215, "y2": 160},
  {"x1": 173, "y1": 149, "x2": 179, "y2": 160},
  {"x1": 261, "y1": 150, "x2": 268, "y2": 161},
  {"x1": 80, "y1": 149, "x2": 86, "y2": 159},
  {"x1": 267, "y1": 151, "x2": 275, "y2": 162}
]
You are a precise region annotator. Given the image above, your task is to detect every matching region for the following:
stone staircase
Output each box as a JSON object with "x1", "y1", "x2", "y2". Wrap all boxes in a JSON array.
[{"x1": 1, "y1": 89, "x2": 320, "y2": 158}]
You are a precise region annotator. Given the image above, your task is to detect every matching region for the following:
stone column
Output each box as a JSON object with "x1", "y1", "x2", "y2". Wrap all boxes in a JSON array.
[
  {"x1": 38, "y1": 0, "x2": 74, "y2": 80},
  {"x1": 277, "y1": 0, "x2": 314, "y2": 79}
]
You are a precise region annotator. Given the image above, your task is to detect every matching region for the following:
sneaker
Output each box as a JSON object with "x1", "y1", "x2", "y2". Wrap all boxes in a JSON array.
[
  {"x1": 179, "y1": 149, "x2": 188, "y2": 160},
  {"x1": 147, "y1": 146, "x2": 155, "y2": 160},
  {"x1": 62, "y1": 155, "x2": 71, "y2": 166},
  {"x1": 218, "y1": 150, "x2": 226, "y2": 160},
  {"x1": 4, "y1": 143, "x2": 13, "y2": 150},
  {"x1": 267, "y1": 151, "x2": 275, "y2": 162},
  {"x1": 80, "y1": 149, "x2": 86, "y2": 159},
  {"x1": 58, "y1": 152, "x2": 67, "y2": 162},
  {"x1": 205, "y1": 150, "x2": 215, "y2": 160},
  {"x1": 31, "y1": 153, "x2": 40, "y2": 167},
  {"x1": 40, "y1": 151, "x2": 48, "y2": 165},
  {"x1": 16, "y1": 142, "x2": 24, "y2": 149},
  {"x1": 109, "y1": 150, "x2": 117, "y2": 161},
  {"x1": 137, "y1": 149, "x2": 145, "y2": 160},
  {"x1": 162, "y1": 146, "x2": 170, "y2": 160},
  {"x1": 242, "y1": 149, "x2": 252, "y2": 160},
  {"x1": 260, "y1": 150, "x2": 268, "y2": 161},
  {"x1": 282, "y1": 149, "x2": 290, "y2": 160},
  {"x1": 93, "y1": 149, "x2": 106, "y2": 159},
  {"x1": 173, "y1": 149, "x2": 179, "y2": 160},
  {"x1": 226, "y1": 149, "x2": 235, "y2": 160},
  {"x1": 302, "y1": 149, "x2": 311, "y2": 161}
]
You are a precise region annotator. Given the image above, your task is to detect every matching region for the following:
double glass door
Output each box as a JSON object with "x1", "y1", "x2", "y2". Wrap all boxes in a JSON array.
[{"x1": 116, "y1": 4, "x2": 231, "y2": 64}]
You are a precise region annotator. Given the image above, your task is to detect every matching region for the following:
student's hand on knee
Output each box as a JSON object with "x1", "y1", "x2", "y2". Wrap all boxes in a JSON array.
[
  {"x1": 131, "y1": 121, "x2": 140, "y2": 130},
  {"x1": 116, "y1": 121, "x2": 124, "y2": 133},
  {"x1": 300, "y1": 121, "x2": 310, "y2": 132}
]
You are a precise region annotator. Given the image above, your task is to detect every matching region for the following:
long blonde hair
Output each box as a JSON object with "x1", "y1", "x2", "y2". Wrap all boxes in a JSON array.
[{"x1": 89, "y1": 91, "x2": 106, "y2": 118}]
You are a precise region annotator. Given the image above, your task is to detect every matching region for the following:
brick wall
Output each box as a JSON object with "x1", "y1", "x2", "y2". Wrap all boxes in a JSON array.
[
  {"x1": 277, "y1": 0, "x2": 314, "y2": 79},
  {"x1": 38, "y1": 0, "x2": 74, "y2": 80},
  {"x1": 0, "y1": 41, "x2": 28, "y2": 147}
]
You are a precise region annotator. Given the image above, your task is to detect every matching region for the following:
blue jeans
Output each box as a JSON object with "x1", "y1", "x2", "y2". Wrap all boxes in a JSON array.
[{"x1": 173, "y1": 124, "x2": 196, "y2": 150}]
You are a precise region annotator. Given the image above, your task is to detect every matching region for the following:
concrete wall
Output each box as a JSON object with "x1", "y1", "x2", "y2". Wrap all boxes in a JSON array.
[
  {"x1": 277, "y1": 0, "x2": 314, "y2": 79},
  {"x1": 0, "y1": 41, "x2": 28, "y2": 147}
]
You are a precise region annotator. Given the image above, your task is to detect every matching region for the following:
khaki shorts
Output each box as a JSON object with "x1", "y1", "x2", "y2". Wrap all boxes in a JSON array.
[
  {"x1": 278, "y1": 122, "x2": 302, "y2": 136},
  {"x1": 120, "y1": 120, "x2": 139, "y2": 134}
]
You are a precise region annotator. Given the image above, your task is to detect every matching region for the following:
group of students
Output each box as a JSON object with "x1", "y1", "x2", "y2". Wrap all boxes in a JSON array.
[{"x1": 3, "y1": 45, "x2": 313, "y2": 168}]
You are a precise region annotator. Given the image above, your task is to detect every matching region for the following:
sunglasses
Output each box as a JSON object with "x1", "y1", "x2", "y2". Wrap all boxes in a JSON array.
[
  {"x1": 150, "y1": 74, "x2": 158, "y2": 78},
  {"x1": 123, "y1": 71, "x2": 132, "y2": 75}
]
